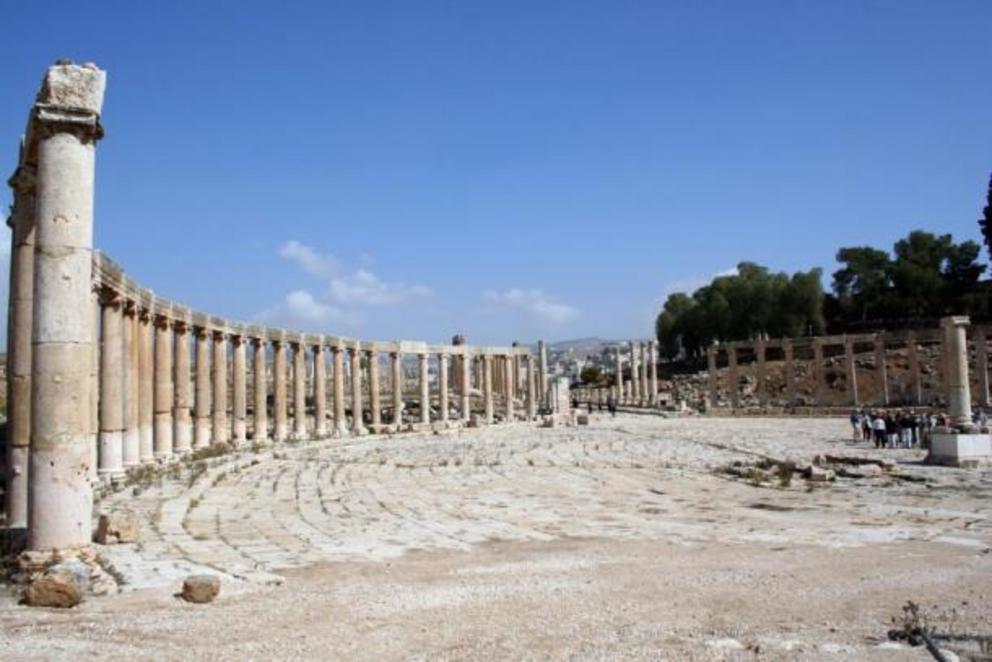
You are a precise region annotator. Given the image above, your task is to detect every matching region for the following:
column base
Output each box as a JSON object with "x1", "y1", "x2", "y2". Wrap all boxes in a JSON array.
[{"x1": 928, "y1": 432, "x2": 992, "y2": 467}]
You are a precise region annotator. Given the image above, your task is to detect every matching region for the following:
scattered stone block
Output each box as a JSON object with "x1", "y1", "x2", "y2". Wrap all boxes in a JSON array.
[
  {"x1": 94, "y1": 510, "x2": 140, "y2": 544},
  {"x1": 181, "y1": 574, "x2": 220, "y2": 604},
  {"x1": 806, "y1": 466, "x2": 835, "y2": 482},
  {"x1": 23, "y1": 569, "x2": 83, "y2": 608}
]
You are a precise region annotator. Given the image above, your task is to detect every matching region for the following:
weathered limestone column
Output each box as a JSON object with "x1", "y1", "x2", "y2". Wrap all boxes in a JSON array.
[
  {"x1": 438, "y1": 352, "x2": 449, "y2": 424},
  {"x1": 98, "y1": 291, "x2": 124, "y2": 482},
  {"x1": 391, "y1": 351, "x2": 404, "y2": 427},
  {"x1": 649, "y1": 341, "x2": 659, "y2": 406},
  {"x1": 629, "y1": 342, "x2": 641, "y2": 405},
  {"x1": 193, "y1": 328, "x2": 211, "y2": 448},
  {"x1": 812, "y1": 338, "x2": 825, "y2": 405},
  {"x1": 727, "y1": 344, "x2": 739, "y2": 408},
  {"x1": 313, "y1": 343, "x2": 327, "y2": 437},
  {"x1": 4, "y1": 166, "x2": 35, "y2": 527},
  {"x1": 122, "y1": 302, "x2": 140, "y2": 468},
  {"x1": 172, "y1": 321, "x2": 192, "y2": 455},
  {"x1": 483, "y1": 353, "x2": 494, "y2": 424},
  {"x1": 754, "y1": 339, "x2": 767, "y2": 406},
  {"x1": 252, "y1": 338, "x2": 268, "y2": 442},
  {"x1": 273, "y1": 339, "x2": 288, "y2": 442},
  {"x1": 504, "y1": 354, "x2": 514, "y2": 421},
  {"x1": 138, "y1": 308, "x2": 154, "y2": 463},
  {"x1": 639, "y1": 342, "x2": 648, "y2": 405},
  {"x1": 974, "y1": 326, "x2": 990, "y2": 409},
  {"x1": 418, "y1": 352, "x2": 430, "y2": 424},
  {"x1": 616, "y1": 346, "x2": 625, "y2": 405},
  {"x1": 875, "y1": 333, "x2": 889, "y2": 406},
  {"x1": 782, "y1": 339, "x2": 795, "y2": 406},
  {"x1": 943, "y1": 316, "x2": 973, "y2": 428},
  {"x1": 26, "y1": 62, "x2": 106, "y2": 551},
  {"x1": 460, "y1": 350, "x2": 472, "y2": 419},
  {"x1": 332, "y1": 345, "x2": 347, "y2": 436},
  {"x1": 844, "y1": 336, "x2": 859, "y2": 407},
  {"x1": 153, "y1": 315, "x2": 174, "y2": 460},
  {"x1": 232, "y1": 334, "x2": 247, "y2": 444},
  {"x1": 88, "y1": 294, "x2": 99, "y2": 483},
  {"x1": 526, "y1": 354, "x2": 537, "y2": 418},
  {"x1": 367, "y1": 348, "x2": 381, "y2": 429},
  {"x1": 212, "y1": 331, "x2": 229, "y2": 444},
  {"x1": 292, "y1": 341, "x2": 306, "y2": 439},
  {"x1": 906, "y1": 332, "x2": 922, "y2": 405},
  {"x1": 349, "y1": 344, "x2": 365, "y2": 435},
  {"x1": 538, "y1": 340, "x2": 548, "y2": 409}
]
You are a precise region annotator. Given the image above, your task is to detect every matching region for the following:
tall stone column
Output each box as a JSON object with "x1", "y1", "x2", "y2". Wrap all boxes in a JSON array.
[
  {"x1": 391, "y1": 351, "x2": 404, "y2": 427},
  {"x1": 812, "y1": 338, "x2": 825, "y2": 406},
  {"x1": 754, "y1": 340, "x2": 767, "y2": 406},
  {"x1": 27, "y1": 62, "x2": 106, "y2": 551},
  {"x1": 122, "y1": 302, "x2": 139, "y2": 468},
  {"x1": 367, "y1": 348, "x2": 381, "y2": 429},
  {"x1": 153, "y1": 315, "x2": 174, "y2": 460},
  {"x1": 349, "y1": 344, "x2": 365, "y2": 435},
  {"x1": 526, "y1": 354, "x2": 537, "y2": 419},
  {"x1": 252, "y1": 338, "x2": 268, "y2": 442},
  {"x1": 193, "y1": 328, "x2": 211, "y2": 448},
  {"x1": 330, "y1": 345, "x2": 346, "y2": 436},
  {"x1": 844, "y1": 337, "x2": 859, "y2": 407},
  {"x1": 89, "y1": 293, "x2": 99, "y2": 483},
  {"x1": 974, "y1": 326, "x2": 990, "y2": 409},
  {"x1": 629, "y1": 342, "x2": 640, "y2": 405},
  {"x1": 727, "y1": 344, "x2": 739, "y2": 408},
  {"x1": 292, "y1": 342, "x2": 306, "y2": 439},
  {"x1": 273, "y1": 340, "x2": 288, "y2": 442},
  {"x1": 483, "y1": 353, "x2": 494, "y2": 424},
  {"x1": 232, "y1": 335, "x2": 247, "y2": 444},
  {"x1": 503, "y1": 354, "x2": 514, "y2": 422},
  {"x1": 616, "y1": 346, "x2": 625, "y2": 405},
  {"x1": 875, "y1": 334, "x2": 889, "y2": 406},
  {"x1": 460, "y1": 351, "x2": 472, "y2": 420},
  {"x1": 172, "y1": 321, "x2": 192, "y2": 455},
  {"x1": 638, "y1": 342, "x2": 648, "y2": 405},
  {"x1": 313, "y1": 344, "x2": 327, "y2": 437},
  {"x1": 943, "y1": 316, "x2": 973, "y2": 428},
  {"x1": 782, "y1": 339, "x2": 795, "y2": 406},
  {"x1": 649, "y1": 341, "x2": 659, "y2": 406},
  {"x1": 438, "y1": 352, "x2": 449, "y2": 424},
  {"x1": 418, "y1": 352, "x2": 430, "y2": 424},
  {"x1": 98, "y1": 292, "x2": 124, "y2": 482},
  {"x1": 538, "y1": 340, "x2": 548, "y2": 409},
  {"x1": 212, "y1": 331, "x2": 229, "y2": 444},
  {"x1": 4, "y1": 166, "x2": 35, "y2": 527},
  {"x1": 906, "y1": 332, "x2": 923, "y2": 405},
  {"x1": 137, "y1": 309, "x2": 154, "y2": 463}
]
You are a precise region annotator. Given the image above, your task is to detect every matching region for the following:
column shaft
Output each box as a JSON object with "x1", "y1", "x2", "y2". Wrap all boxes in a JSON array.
[
  {"x1": 727, "y1": 345, "x2": 739, "y2": 408},
  {"x1": 122, "y1": 304, "x2": 139, "y2": 467},
  {"x1": 252, "y1": 339, "x2": 268, "y2": 441},
  {"x1": 368, "y1": 350, "x2": 381, "y2": 428},
  {"x1": 460, "y1": 352, "x2": 471, "y2": 419},
  {"x1": 350, "y1": 346, "x2": 365, "y2": 435},
  {"x1": 975, "y1": 327, "x2": 989, "y2": 408},
  {"x1": 332, "y1": 346, "x2": 346, "y2": 435},
  {"x1": 812, "y1": 339, "x2": 825, "y2": 406},
  {"x1": 273, "y1": 341, "x2": 287, "y2": 441},
  {"x1": 212, "y1": 332, "x2": 229, "y2": 444},
  {"x1": 138, "y1": 311, "x2": 154, "y2": 462},
  {"x1": 754, "y1": 341, "x2": 767, "y2": 406},
  {"x1": 392, "y1": 352, "x2": 404, "y2": 426},
  {"x1": 98, "y1": 296, "x2": 124, "y2": 481},
  {"x1": 783, "y1": 340, "x2": 795, "y2": 406},
  {"x1": 503, "y1": 355, "x2": 514, "y2": 421},
  {"x1": 483, "y1": 354, "x2": 494, "y2": 424},
  {"x1": 153, "y1": 316, "x2": 174, "y2": 459},
  {"x1": 292, "y1": 343, "x2": 307, "y2": 439},
  {"x1": 875, "y1": 334, "x2": 889, "y2": 406},
  {"x1": 906, "y1": 333, "x2": 923, "y2": 405},
  {"x1": 193, "y1": 329, "x2": 211, "y2": 448},
  {"x1": 314, "y1": 345, "x2": 327, "y2": 436},
  {"x1": 943, "y1": 316, "x2": 973, "y2": 428},
  {"x1": 232, "y1": 336, "x2": 247, "y2": 443},
  {"x1": 173, "y1": 323, "x2": 192, "y2": 455},
  {"x1": 526, "y1": 355, "x2": 537, "y2": 418},
  {"x1": 845, "y1": 338, "x2": 859, "y2": 407},
  {"x1": 419, "y1": 353, "x2": 430, "y2": 424},
  {"x1": 438, "y1": 353, "x2": 449, "y2": 423}
]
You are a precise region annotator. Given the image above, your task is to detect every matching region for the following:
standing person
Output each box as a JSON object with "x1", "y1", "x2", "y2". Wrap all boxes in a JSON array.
[
  {"x1": 607, "y1": 395, "x2": 617, "y2": 418},
  {"x1": 862, "y1": 410, "x2": 872, "y2": 442},
  {"x1": 849, "y1": 409, "x2": 861, "y2": 441},
  {"x1": 872, "y1": 413, "x2": 887, "y2": 449},
  {"x1": 885, "y1": 412, "x2": 897, "y2": 448}
]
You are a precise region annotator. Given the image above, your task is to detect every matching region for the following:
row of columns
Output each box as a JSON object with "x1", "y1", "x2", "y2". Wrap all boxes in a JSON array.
[{"x1": 608, "y1": 340, "x2": 659, "y2": 407}]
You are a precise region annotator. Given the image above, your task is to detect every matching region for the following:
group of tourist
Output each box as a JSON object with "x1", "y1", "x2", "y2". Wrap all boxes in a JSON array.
[{"x1": 848, "y1": 408, "x2": 989, "y2": 449}]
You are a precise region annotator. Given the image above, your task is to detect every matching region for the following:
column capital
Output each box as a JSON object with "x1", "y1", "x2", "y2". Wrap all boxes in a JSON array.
[
  {"x1": 153, "y1": 313, "x2": 172, "y2": 329},
  {"x1": 31, "y1": 62, "x2": 107, "y2": 143},
  {"x1": 97, "y1": 285, "x2": 121, "y2": 307},
  {"x1": 942, "y1": 315, "x2": 971, "y2": 329},
  {"x1": 173, "y1": 319, "x2": 190, "y2": 334},
  {"x1": 250, "y1": 336, "x2": 265, "y2": 348},
  {"x1": 212, "y1": 328, "x2": 228, "y2": 341}
]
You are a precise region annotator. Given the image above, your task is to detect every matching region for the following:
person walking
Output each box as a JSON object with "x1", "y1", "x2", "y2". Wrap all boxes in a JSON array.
[{"x1": 849, "y1": 409, "x2": 861, "y2": 441}]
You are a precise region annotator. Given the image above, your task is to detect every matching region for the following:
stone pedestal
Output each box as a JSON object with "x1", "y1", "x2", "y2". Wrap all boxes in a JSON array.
[{"x1": 928, "y1": 432, "x2": 992, "y2": 467}]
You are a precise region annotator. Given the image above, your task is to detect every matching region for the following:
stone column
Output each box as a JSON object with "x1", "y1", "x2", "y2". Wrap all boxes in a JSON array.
[
  {"x1": 875, "y1": 333, "x2": 889, "y2": 406},
  {"x1": 782, "y1": 339, "x2": 795, "y2": 407},
  {"x1": 629, "y1": 342, "x2": 640, "y2": 405},
  {"x1": 391, "y1": 351, "x2": 404, "y2": 427},
  {"x1": 616, "y1": 346, "x2": 625, "y2": 405},
  {"x1": 367, "y1": 348, "x2": 381, "y2": 429},
  {"x1": 89, "y1": 294, "x2": 99, "y2": 483},
  {"x1": 438, "y1": 352, "x2": 450, "y2": 424},
  {"x1": 212, "y1": 331, "x2": 229, "y2": 444},
  {"x1": 974, "y1": 327, "x2": 990, "y2": 409},
  {"x1": 812, "y1": 338, "x2": 825, "y2": 406},
  {"x1": 460, "y1": 351, "x2": 472, "y2": 419},
  {"x1": 483, "y1": 353, "x2": 494, "y2": 424},
  {"x1": 27, "y1": 62, "x2": 106, "y2": 551},
  {"x1": 906, "y1": 332, "x2": 923, "y2": 405},
  {"x1": 538, "y1": 340, "x2": 548, "y2": 409},
  {"x1": 727, "y1": 344, "x2": 739, "y2": 408},
  {"x1": 649, "y1": 341, "x2": 659, "y2": 406},
  {"x1": 121, "y1": 302, "x2": 139, "y2": 468},
  {"x1": 4, "y1": 167, "x2": 35, "y2": 527},
  {"x1": 292, "y1": 341, "x2": 306, "y2": 439},
  {"x1": 418, "y1": 352, "x2": 430, "y2": 424},
  {"x1": 137, "y1": 309, "x2": 154, "y2": 463},
  {"x1": 943, "y1": 316, "x2": 973, "y2": 428},
  {"x1": 349, "y1": 344, "x2": 365, "y2": 435},
  {"x1": 754, "y1": 340, "x2": 767, "y2": 407},
  {"x1": 844, "y1": 336, "x2": 859, "y2": 407},
  {"x1": 193, "y1": 328, "x2": 211, "y2": 448},
  {"x1": 98, "y1": 291, "x2": 124, "y2": 482},
  {"x1": 313, "y1": 344, "x2": 327, "y2": 437},
  {"x1": 232, "y1": 335, "x2": 247, "y2": 444},
  {"x1": 638, "y1": 342, "x2": 648, "y2": 405},
  {"x1": 332, "y1": 345, "x2": 346, "y2": 436},
  {"x1": 273, "y1": 340, "x2": 288, "y2": 442},
  {"x1": 526, "y1": 354, "x2": 537, "y2": 418},
  {"x1": 172, "y1": 321, "x2": 192, "y2": 455},
  {"x1": 153, "y1": 315, "x2": 174, "y2": 460},
  {"x1": 504, "y1": 354, "x2": 514, "y2": 422},
  {"x1": 252, "y1": 338, "x2": 268, "y2": 442}
]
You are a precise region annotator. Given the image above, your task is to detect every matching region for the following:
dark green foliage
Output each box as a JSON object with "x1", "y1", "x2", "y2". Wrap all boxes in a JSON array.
[
  {"x1": 579, "y1": 365, "x2": 602, "y2": 384},
  {"x1": 979, "y1": 173, "x2": 992, "y2": 261}
]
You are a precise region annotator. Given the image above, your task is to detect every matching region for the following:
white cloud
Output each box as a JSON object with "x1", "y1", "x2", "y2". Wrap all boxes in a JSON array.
[
  {"x1": 329, "y1": 269, "x2": 433, "y2": 305},
  {"x1": 485, "y1": 288, "x2": 579, "y2": 325},
  {"x1": 256, "y1": 289, "x2": 361, "y2": 329},
  {"x1": 278, "y1": 240, "x2": 340, "y2": 279}
]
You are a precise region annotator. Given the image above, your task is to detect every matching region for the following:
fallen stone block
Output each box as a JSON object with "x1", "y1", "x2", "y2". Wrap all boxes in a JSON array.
[
  {"x1": 181, "y1": 574, "x2": 221, "y2": 604},
  {"x1": 806, "y1": 466, "x2": 835, "y2": 482},
  {"x1": 94, "y1": 510, "x2": 140, "y2": 544},
  {"x1": 23, "y1": 569, "x2": 83, "y2": 608}
]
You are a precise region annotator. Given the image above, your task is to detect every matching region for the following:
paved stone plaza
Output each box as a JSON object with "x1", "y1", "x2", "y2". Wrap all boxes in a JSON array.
[{"x1": 2, "y1": 414, "x2": 990, "y2": 659}]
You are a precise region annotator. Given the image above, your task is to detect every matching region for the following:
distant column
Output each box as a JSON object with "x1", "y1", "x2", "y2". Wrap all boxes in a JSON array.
[
  {"x1": 122, "y1": 301, "x2": 140, "y2": 468},
  {"x1": 615, "y1": 346, "x2": 625, "y2": 405},
  {"x1": 332, "y1": 345, "x2": 347, "y2": 436},
  {"x1": 906, "y1": 332, "x2": 923, "y2": 405},
  {"x1": 193, "y1": 328, "x2": 211, "y2": 449},
  {"x1": 483, "y1": 354, "x2": 494, "y2": 424},
  {"x1": 649, "y1": 341, "x2": 659, "y2": 406},
  {"x1": 232, "y1": 334, "x2": 247, "y2": 444},
  {"x1": 526, "y1": 354, "x2": 537, "y2": 418},
  {"x1": 212, "y1": 331, "x2": 229, "y2": 444},
  {"x1": 782, "y1": 339, "x2": 795, "y2": 407},
  {"x1": 292, "y1": 341, "x2": 306, "y2": 439},
  {"x1": 273, "y1": 340, "x2": 288, "y2": 442},
  {"x1": 153, "y1": 315, "x2": 174, "y2": 459},
  {"x1": 173, "y1": 321, "x2": 192, "y2": 455},
  {"x1": 875, "y1": 333, "x2": 889, "y2": 406},
  {"x1": 314, "y1": 343, "x2": 327, "y2": 437},
  {"x1": 349, "y1": 344, "x2": 365, "y2": 435},
  {"x1": 391, "y1": 351, "x2": 405, "y2": 427},
  {"x1": 844, "y1": 336, "x2": 859, "y2": 407},
  {"x1": 138, "y1": 308, "x2": 155, "y2": 464},
  {"x1": 754, "y1": 339, "x2": 767, "y2": 406},
  {"x1": 974, "y1": 326, "x2": 990, "y2": 409},
  {"x1": 538, "y1": 340, "x2": 549, "y2": 409},
  {"x1": 367, "y1": 347, "x2": 381, "y2": 429},
  {"x1": 943, "y1": 316, "x2": 973, "y2": 428},
  {"x1": 418, "y1": 352, "x2": 430, "y2": 424},
  {"x1": 438, "y1": 352, "x2": 450, "y2": 424},
  {"x1": 727, "y1": 344, "x2": 739, "y2": 408},
  {"x1": 629, "y1": 342, "x2": 640, "y2": 405},
  {"x1": 98, "y1": 291, "x2": 124, "y2": 482},
  {"x1": 504, "y1": 355, "x2": 514, "y2": 422},
  {"x1": 461, "y1": 351, "x2": 472, "y2": 419},
  {"x1": 252, "y1": 338, "x2": 268, "y2": 442},
  {"x1": 812, "y1": 338, "x2": 825, "y2": 406}
]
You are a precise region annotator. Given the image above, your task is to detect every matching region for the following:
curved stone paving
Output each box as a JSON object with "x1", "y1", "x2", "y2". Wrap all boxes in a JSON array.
[{"x1": 93, "y1": 415, "x2": 992, "y2": 594}]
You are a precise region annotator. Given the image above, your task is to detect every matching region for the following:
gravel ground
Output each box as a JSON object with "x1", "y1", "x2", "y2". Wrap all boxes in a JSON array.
[{"x1": 1, "y1": 414, "x2": 989, "y2": 660}]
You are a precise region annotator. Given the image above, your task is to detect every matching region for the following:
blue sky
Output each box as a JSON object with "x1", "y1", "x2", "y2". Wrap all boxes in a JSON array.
[{"x1": 2, "y1": 1, "x2": 990, "y2": 345}]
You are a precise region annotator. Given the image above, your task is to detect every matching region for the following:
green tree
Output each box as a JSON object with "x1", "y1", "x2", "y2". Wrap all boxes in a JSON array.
[
  {"x1": 831, "y1": 247, "x2": 892, "y2": 323},
  {"x1": 579, "y1": 365, "x2": 602, "y2": 384},
  {"x1": 979, "y1": 172, "x2": 992, "y2": 261}
]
